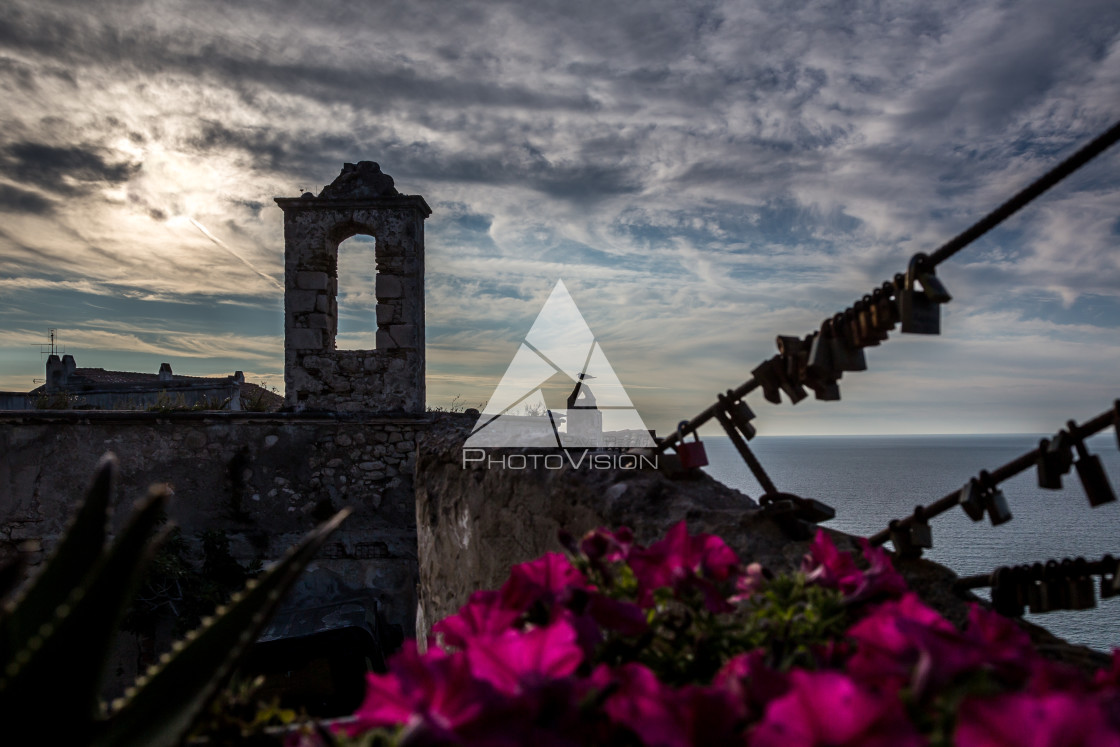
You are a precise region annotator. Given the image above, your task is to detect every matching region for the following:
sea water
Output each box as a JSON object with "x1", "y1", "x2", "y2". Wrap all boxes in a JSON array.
[{"x1": 700, "y1": 433, "x2": 1120, "y2": 652}]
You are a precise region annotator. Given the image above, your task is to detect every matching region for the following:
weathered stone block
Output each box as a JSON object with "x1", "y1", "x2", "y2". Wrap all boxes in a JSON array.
[
  {"x1": 390, "y1": 324, "x2": 416, "y2": 348},
  {"x1": 297, "y1": 271, "x2": 329, "y2": 290},
  {"x1": 376, "y1": 274, "x2": 402, "y2": 299},
  {"x1": 289, "y1": 328, "x2": 323, "y2": 350},
  {"x1": 377, "y1": 329, "x2": 397, "y2": 349},
  {"x1": 308, "y1": 313, "x2": 331, "y2": 329},
  {"x1": 289, "y1": 290, "x2": 318, "y2": 312}
]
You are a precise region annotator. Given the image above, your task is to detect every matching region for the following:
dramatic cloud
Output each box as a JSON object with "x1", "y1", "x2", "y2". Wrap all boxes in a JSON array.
[{"x1": 0, "y1": 0, "x2": 1118, "y2": 434}]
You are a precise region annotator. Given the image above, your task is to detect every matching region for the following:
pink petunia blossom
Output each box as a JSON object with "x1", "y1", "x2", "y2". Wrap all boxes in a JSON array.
[
  {"x1": 956, "y1": 691, "x2": 1120, "y2": 747},
  {"x1": 627, "y1": 520, "x2": 742, "y2": 612},
  {"x1": 598, "y1": 662, "x2": 745, "y2": 747},
  {"x1": 714, "y1": 649, "x2": 790, "y2": 720},
  {"x1": 961, "y1": 603, "x2": 1036, "y2": 685},
  {"x1": 730, "y1": 562, "x2": 770, "y2": 603},
  {"x1": 853, "y1": 537, "x2": 908, "y2": 601},
  {"x1": 499, "y1": 552, "x2": 590, "y2": 612},
  {"x1": 433, "y1": 589, "x2": 522, "y2": 649},
  {"x1": 466, "y1": 618, "x2": 585, "y2": 696},
  {"x1": 845, "y1": 592, "x2": 958, "y2": 690},
  {"x1": 802, "y1": 530, "x2": 864, "y2": 597},
  {"x1": 750, "y1": 669, "x2": 923, "y2": 747},
  {"x1": 580, "y1": 526, "x2": 635, "y2": 564},
  {"x1": 344, "y1": 642, "x2": 495, "y2": 739}
]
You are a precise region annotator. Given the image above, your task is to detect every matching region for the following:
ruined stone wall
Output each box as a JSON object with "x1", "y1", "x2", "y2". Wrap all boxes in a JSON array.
[
  {"x1": 277, "y1": 169, "x2": 430, "y2": 414},
  {"x1": 0, "y1": 411, "x2": 426, "y2": 633}
]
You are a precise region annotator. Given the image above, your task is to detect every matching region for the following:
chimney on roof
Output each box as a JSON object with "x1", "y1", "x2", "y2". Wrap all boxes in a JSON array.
[
  {"x1": 46, "y1": 354, "x2": 64, "y2": 391},
  {"x1": 233, "y1": 370, "x2": 245, "y2": 384},
  {"x1": 62, "y1": 354, "x2": 76, "y2": 376},
  {"x1": 158, "y1": 362, "x2": 173, "y2": 381}
]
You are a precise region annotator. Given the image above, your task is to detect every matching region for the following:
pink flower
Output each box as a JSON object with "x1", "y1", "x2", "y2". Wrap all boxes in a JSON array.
[
  {"x1": 627, "y1": 521, "x2": 742, "y2": 611},
  {"x1": 802, "y1": 531, "x2": 906, "y2": 602},
  {"x1": 466, "y1": 618, "x2": 584, "y2": 696},
  {"x1": 714, "y1": 649, "x2": 790, "y2": 719},
  {"x1": 499, "y1": 552, "x2": 589, "y2": 612},
  {"x1": 961, "y1": 603, "x2": 1036, "y2": 685},
  {"x1": 845, "y1": 592, "x2": 959, "y2": 691},
  {"x1": 433, "y1": 590, "x2": 521, "y2": 649},
  {"x1": 956, "y1": 692, "x2": 1120, "y2": 747},
  {"x1": 598, "y1": 663, "x2": 744, "y2": 747},
  {"x1": 730, "y1": 562, "x2": 770, "y2": 602},
  {"x1": 750, "y1": 670, "x2": 923, "y2": 747},
  {"x1": 345, "y1": 642, "x2": 494, "y2": 739},
  {"x1": 853, "y1": 537, "x2": 907, "y2": 601},
  {"x1": 802, "y1": 530, "x2": 864, "y2": 596},
  {"x1": 580, "y1": 526, "x2": 635, "y2": 564}
]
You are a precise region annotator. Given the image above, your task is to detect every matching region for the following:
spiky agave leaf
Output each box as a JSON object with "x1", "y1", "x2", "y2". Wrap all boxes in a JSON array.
[
  {"x1": 0, "y1": 484, "x2": 173, "y2": 741},
  {"x1": 98, "y1": 507, "x2": 352, "y2": 747},
  {"x1": 0, "y1": 453, "x2": 118, "y2": 665}
]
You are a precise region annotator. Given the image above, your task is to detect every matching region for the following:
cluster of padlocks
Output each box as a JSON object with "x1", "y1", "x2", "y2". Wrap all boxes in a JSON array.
[
  {"x1": 955, "y1": 552, "x2": 1120, "y2": 617},
  {"x1": 655, "y1": 117, "x2": 1120, "y2": 618},
  {"x1": 660, "y1": 249, "x2": 955, "y2": 539},
  {"x1": 750, "y1": 252, "x2": 951, "y2": 408},
  {"x1": 869, "y1": 405, "x2": 1120, "y2": 560}
]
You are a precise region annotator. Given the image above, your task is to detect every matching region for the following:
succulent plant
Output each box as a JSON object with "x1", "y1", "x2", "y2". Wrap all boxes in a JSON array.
[{"x1": 0, "y1": 453, "x2": 350, "y2": 745}]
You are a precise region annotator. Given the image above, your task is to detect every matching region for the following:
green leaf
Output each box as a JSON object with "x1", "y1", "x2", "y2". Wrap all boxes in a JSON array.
[
  {"x1": 0, "y1": 484, "x2": 172, "y2": 741},
  {"x1": 99, "y1": 508, "x2": 351, "y2": 747}
]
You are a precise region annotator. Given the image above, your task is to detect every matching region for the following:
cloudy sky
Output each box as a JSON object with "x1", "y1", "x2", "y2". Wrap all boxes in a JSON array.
[{"x1": 0, "y1": 0, "x2": 1118, "y2": 436}]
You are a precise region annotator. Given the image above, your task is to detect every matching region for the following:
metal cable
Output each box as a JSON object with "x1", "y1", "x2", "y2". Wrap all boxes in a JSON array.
[{"x1": 658, "y1": 117, "x2": 1120, "y2": 455}]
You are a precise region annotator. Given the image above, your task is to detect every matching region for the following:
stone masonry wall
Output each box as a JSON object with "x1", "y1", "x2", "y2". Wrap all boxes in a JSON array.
[
  {"x1": 0, "y1": 411, "x2": 426, "y2": 635},
  {"x1": 277, "y1": 186, "x2": 430, "y2": 414}
]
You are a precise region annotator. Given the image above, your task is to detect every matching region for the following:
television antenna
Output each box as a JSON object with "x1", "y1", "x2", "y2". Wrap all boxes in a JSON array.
[
  {"x1": 35, "y1": 328, "x2": 63, "y2": 358},
  {"x1": 30, "y1": 329, "x2": 63, "y2": 384}
]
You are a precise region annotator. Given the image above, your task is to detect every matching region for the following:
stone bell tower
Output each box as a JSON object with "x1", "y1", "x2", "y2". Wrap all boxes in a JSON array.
[{"x1": 276, "y1": 162, "x2": 431, "y2": 412}]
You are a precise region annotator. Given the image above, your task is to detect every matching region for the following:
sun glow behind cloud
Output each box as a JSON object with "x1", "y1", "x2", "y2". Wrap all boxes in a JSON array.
[{"x1": 0, "y1": 0, "x2": 1118, "y2": 435}]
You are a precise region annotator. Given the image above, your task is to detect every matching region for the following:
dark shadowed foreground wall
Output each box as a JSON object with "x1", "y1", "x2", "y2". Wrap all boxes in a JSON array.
[{"x1": 0, "y1": 411, "x2": 425, "y2": 635}]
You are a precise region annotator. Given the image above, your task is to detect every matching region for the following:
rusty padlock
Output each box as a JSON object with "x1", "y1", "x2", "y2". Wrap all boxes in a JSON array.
[
  {"x1": 889, "y1": 519, "x2": 922, "y2": 559},
  {"x1": 807, "y1": 326, "x2": 836, "y2": 381},
  {"x1": 1028, "y1": 563, "x2": 1052, "y2": 613},
  {"x1": 990, "y1": 566, "x2": 1023, "y2": 617},
  {"x1": 1036, "y1": 438, "x2": 1064, "y2": 490},
  {"x1": 751, "y1": 358, "x2": 783, "y2": 405},
  {"x1": 855, "y1": 298, "x2": 880, "y2": 346},
  {"x1": 829, "y1": 314, "x2": 867, "y2": 372},
  {"x1": 899, "y1": 254, "x2": 951, "y2": 334},
  {"x1": 842, "y1": 308, "x2": 865, "y2": 348},
  {"x1": 1069, "y1": 558, "x2": 1097, "y2": 610},
  {"x1": 722, "y1": 390, "x2": 757, "y2": 440},
  {"x1": 675, "y1": 420, "x2": 708, "y2": 470},
  {"x1": 1069, "y1": 420, "x2": 1117, "y2": 507},
  {"x1": 980, "y1": 471, "x2": 1012, "y2": 526},
  {"x1": 863, "y1": 293, "x2": 889, "y2": 342},
  {"x1": 774, "y1": 337, "x2": 809, "y2": 404},
  {"x1": 959, "y1": 477, "x2": 985, "y2": 521},
  {"x1": 909, "y1": 505, "x2": 933, "y2": 549},
  {"x1": 876, "y1": 283, "x2": 899, "y2": 329}
]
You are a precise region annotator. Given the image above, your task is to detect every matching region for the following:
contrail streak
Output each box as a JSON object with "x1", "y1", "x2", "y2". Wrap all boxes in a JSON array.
[{"x1": 188, "y1": 218, "x2": 284, "y2": 291}]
